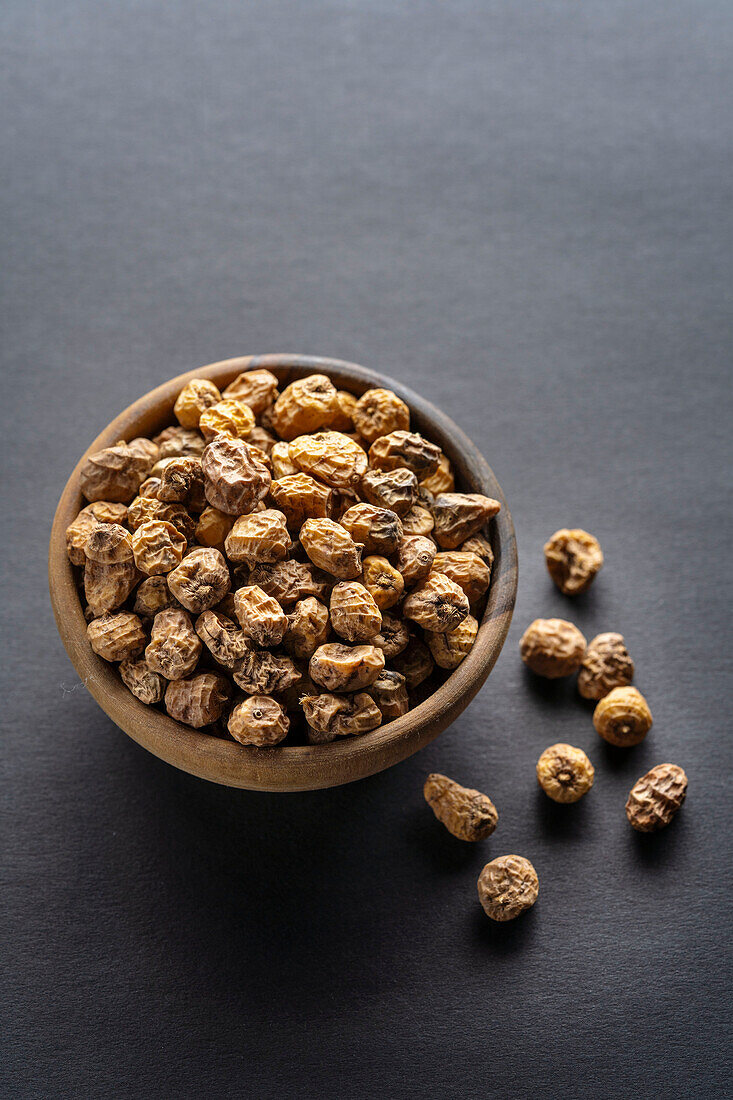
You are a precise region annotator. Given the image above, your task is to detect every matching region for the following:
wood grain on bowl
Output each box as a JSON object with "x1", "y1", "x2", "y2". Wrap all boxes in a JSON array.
[{"x1": 49, "y1": 355, "x2": 517, "y2": 791}]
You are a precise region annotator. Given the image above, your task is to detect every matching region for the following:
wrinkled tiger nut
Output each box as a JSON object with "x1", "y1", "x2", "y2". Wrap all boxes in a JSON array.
[
  {"x1": 368, "y1": 431, "x2": 441, "y2": 478},
  {"x1": 360, "y1": 467, "x2": 419, "y2": 517},
  {"x1": 126, "y1": 495, "x2": 196, "y2": 542},
  {"x1": 65, "y1": 502, "x2": 128, "y2": 566},
  {"x1": 223, "y1": 369, "x2": 279, "y2": 415},
  {"x1": 126, "y1": 437, "x2": 159, "y2": 472},
  {"x1": 234, "y1": 584, "x2": 288, "y2": 647},
  {"x1": 420, "y1": 453, "x2": 454, "y2": 496},
  {"x1": 84, "y1": 522, "x2": 134, "y2": 565},
  {"x1": 431, "y1": 493, "x2": 501, "y2": 550},
  {"x1": 300, "y1": 518, "x2": 363, "y2": 580},
  {"x1": 174, "y1": 378, "x2": 222, "y2": 427},
  {"x1": 360, "y1": 555, "x2": 405, "y2": 611},
  {"x1": 366, "y1": 670, "x2": 409, "y2": 720},
  {"x1": 272, "y1": 374, "x2": 342, "y2": 441},
  {"x1": 544, "y1": 528, "x2": 604, "y2": 596},
  {"x1": 133, "y1": 576, "x2": 180, "y2": 620},
  {"x1": 301, "y1": 692, "x2": 382, "y2": 742},
  {"x1": 593, "y1": 686, "x2": 652, "y2": 747},
  {"x1": 289, "y1": 431, "x2": 368, "y2": 489},
  {"x1": 246, "y1": 560, "x2": 329, "y2": 606},
  {"x1": 119, "y1": 657, "x2": 165, "y2": 704},
  {"x1": 155, "y1": 426, "x2": 206, "y2": 459},
  {"x1": 329, "y1": 581, "x2": 382, "y2": 642},
  {"x1": 228, "y1": 695, "x2": 290, "y2": 746},
  {"x1": 201, "y1": 435, "x2": 272, "y2": 516},
  {"x1": 284, "y1": 596, "x2": 330, "y2": 658},
  {"x1": 164, "y1": 672, "x2": 231, "y2": 728},
  {"x1": 270, "y1": 440, "x2": 299, "y2": 479},
  {"x1": 371, "y1": 614, "x2": 411, "y2": 659},
  {"x1": 269, "y1": 473, "x2": 332, "y2": 529},
  {"x1": 431, "y1": 551, "x2": 490, "y2": 603},
  {"x1": 194, "y1": 506, "x2": 235, "y2": 552},
  {"x1": 460, "y1": 533, "x2": 494, "y2": 570},
  {"x1": 145, "y1": 608, "x2": 202, "y2": 680},
  {"x1": 195, "y1": 609, "x2": 250, "y2": 668},
  {"x1": 339, "y1": 503, "x2": 403, "y2": 555},
  {"x1": 478, "y1": 856, "x2": 539, "y2": 922},
  {"x1": 403, "y1": 572, "x2": 470, "y2": 633},
  {"x1": 351, "y1": 388, "x2": 410, "y2": 444},
  {"x1": 199, "y1": 399, "x2": 256, "y2": 442},
  {"x1": 87, "y1": 612, "x2": 146, "y2": 662},
  {"x1": 80, "y1": 442, "x2": 149, "y2": 504},
  {"x1": 84, "y1": 559, "x2": 140, "y2": 617},
  {"x1": 157, "y1": 457, "x2": 206, "y2": 510},
  {"x1": 309, "y1": 642, "x2": 385, "y2": 692},
  {"x1": 519, "y1": 619, "x2": 587, "y2": 678},
  {"x1": 536, "y1": 744, "x2": 595, "y2": 803},
  {"x1": 131, "y1": 520, "x2": 187, "y2": 576},
  {"x1": 578, "y1": 632, "x2": 635, "y2": 700},
  {"x1": 391, "y1": 638, "x2": 434, "y2": 689},
  {"x1": 425, "y1": 614, "x2": 478, "y2": 669},
  {"x1": 393, "y1": 534, "x2": 436, "y2": 587},
  {"x1": 167, "y1": 547, "x2": 230, "y2": 613},
  {"x1": 224, "y1": 509, "x2": 291, "y2": 565},
  {"x1": 400, "y1": 504, "x2": 435, "y2": 537},
  {"x1": 232, "y1": 650, "x2": 301, "y2": 695},
  {"x1": 424, "y1": 773, "x2": 498, "y2": 841},
  {"x1": 332, "y1": 390, "x2": 358, "y2": 432},
  {"x1": 625, "y1": 764, "x2": 688, "y2": 832}
]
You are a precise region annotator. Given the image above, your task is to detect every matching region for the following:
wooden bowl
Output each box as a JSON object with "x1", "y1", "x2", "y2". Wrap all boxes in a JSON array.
[{"x1": 49, "y1": 355, "x2": 517, "y2": 791}]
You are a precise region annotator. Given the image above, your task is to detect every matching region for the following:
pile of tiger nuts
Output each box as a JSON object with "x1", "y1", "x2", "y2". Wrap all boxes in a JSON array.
[
  {"x1": 69, "y1": 370, "x2": 501, "y2": 746},
  {"x1": 424, "y1": 526, "x2": 687, "y2": 923}
]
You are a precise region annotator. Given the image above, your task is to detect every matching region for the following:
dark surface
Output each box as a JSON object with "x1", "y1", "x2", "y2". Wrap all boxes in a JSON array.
[{"x1": 2, "y1": 1, "x2": 732, "y2": 1096}]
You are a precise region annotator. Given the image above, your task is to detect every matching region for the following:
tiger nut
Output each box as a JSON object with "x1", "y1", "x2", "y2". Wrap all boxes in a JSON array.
[
  {"x1": 536, "y1": 744, "x2": 595, "y2": 803},
  {"x1": 403, "y1": 572, "x2": 469, "y2": 633},
  {"x1": 145, "y1": 608, "x2": 202, "y2": 680},
  {"x1": 164, "y1": 672, "x2": 231, "y2": 728},
  {"x1": 309, "y1": 642, "x2": 385, "y2": 692},
  {"x1": 329, "y1": 581, "x2": 382, "y2": 642},
  {"x1": 431, "y1": 493, "x2": 501, "y2": 550},
  {"x1": 544, "y1": 528, "x2": 604, "y2": 596},
  {"x1": 625, "y1": 764, "x2": 688, "y2": 832},
  {"x1": 360, "y1": 467, "x2": 419, "y2": 516},
  {"x1": 201, "y1": 435, "x2": 272, "y2": 516},
  {"x1": 271, "y1": 374, "x2": 342, "y2": 440},
  {"x1": 228, "y1": 695, "x2": 290, "y2": 746},
  {"x1": 519, "y1": 619, "x2": 587, "y2": 678},
  {"x1": 477, "y1": 856, "x2": 539, "y2": 922},
  {"x1": 167, "y1": 548, "x2": 231, "y2": 613},
  {"x1": 299, "y1": 518, "x2": 363, "y2": 580},
  {"x1": 173, "y1": 378, "x2": 221, "y2": 428},
  {"x1": 578, "y1": 632, "x2": 635, "y2": 700},
  {"x1": 593, "y1": 686, "x2": 652, "y2": 747},
  {"x1": 424, "y1": 773, "x2": 498, "y2": 841},
  {"x1": 301, "y1": 692, "x2": 382, "y2": 742},
  {"x1": 351, "y1": 388, "x2": 410, "y2": 444},
  {"x1": 223, "y1": 368, "x2": 279, "y2": 414},
  {"x1": 87, "y1": 612, "x2": 146, "y2": 662}
]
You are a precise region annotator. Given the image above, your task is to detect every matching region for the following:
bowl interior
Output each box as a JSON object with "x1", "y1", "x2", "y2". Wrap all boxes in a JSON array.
[{"x1": 49, "y1": 354, "x2": 517, "y2": 790}]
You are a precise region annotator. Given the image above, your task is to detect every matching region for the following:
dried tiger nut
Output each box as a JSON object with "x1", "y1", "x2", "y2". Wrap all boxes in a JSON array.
[
  {"x1": 352, "y1": 388, "x2": 410, "y2": 444},
  {"x1": 332, "y1": 390, "x2": 358, "y2": 432},
  {"x1": 270, "y1": 440, "x2": 298, "y2": 479},
  {"x1": 87, "y1": 612, "x2": 146, "y2": 662},
  {"x1": 392, "y1": 638, "x2": 434, "y2": 689},
  {"x1": 233, "y1": 650, "x2": 301, "y2": 695},
  {"x1": 283, "y1": 596, "x2": 330, "y2": 659},
  {"x1": 174, "y1": 378, "x2": 222, "y2": 428},
  {"x1": 224, "y1": 509, "x2": 290, "y2": 566},
  {"x1": 271, "y1": 374, "x2": 342, "y2": 441},
  {"x1": 403, "y1": 572, "x2": 469, "y2": 633},
  {"x1": 360, "y1": 466, "x2": 419, "y2": 517},
  {"x1": 394, "y1": 535, "x2": 436, "y2": 587},
  {"x1": 625, "y1": 764, "x2": 688, "y2": 832},
  {"x1": 519, "y1": 619, "x2": 587, "y2": 678},
  {"x1": 127, "y1": 495, "x2": 196, "y2": 543},
  {"x1": 329, "y1": 581, "x2": 382, "y2": 642},
  {"x1": 309, "y1": 642, "x2": 385, "y2": 692},
  {"x1": 65, "y1": 503, "x2": 129, "y2": 566},
  {"x1": 167, "y1": 547, "x2": 230, "y2": 613},
  {"x1": 431, "y1": 551, "x2": 490, "y2": 604},
  {"x1": 478, "y1": 856, "x2": 539, "y2": 922},
  {"x1": 126, "y1": 437, "x2": 160, "y2": 473},
  {"x1": 247, "y1": 560, "x2": 330, "y2": 607},
  {"x1": 165, "y1": 672, "x2": 230, "y2": 728},
  {"x1": 130, "y1": 520, "x2": 187, "y2": 576},
  {"x1": 201, "y1": 435, "x2": 271, "y2": 516},
  {"x1": 426, "y1": 614, "x2": 478, "y2": 669},
  {"x1": 84, "y1": 522, "x2": 134, "y2": 565},
  {"x1": 194, "y1": 505, "x2": 235, "y2": 552},
  {"x1": 269, "y1": 473, "x2": 332, "y2": 529},
  {"x1": 199, "y1": 399, "x2": 256, "y2": 442},
  {"x1": 84, "y1": 559, "x2": 140, "y2": 617},
  {"x1": 289, "y1": 431, "x2": 368, "y2": 490},
  {"x1": 340, "y1": 503, "x2": 403, "y2": 555},
  {"x1": 537, "y1": 744, "x2": 595, "y2": 803},
  {"x1": 139, "y1": 476, "x2": 162, "y2": 499},
  {"x1": 368, "y1": 431, "x2": 441, "y2": 478},
  {"x1": 593, "y1": 686, "x2": 653, "y2": 747},
  {"x1": 366, "y1": 670, "x2": 409, "y2": 720},
  {"x1": 223, "y1": 368, "x2": 279, "y2": 415},
  {"x1": 301, "y1": 692, "x2": 382, "y2": 742},
  {"x1": 371, "y1": 614, "x2": 410, "y2": 659},
  {"x1": 233, "y1": 584, "x2": 288, "y2": 647},
  {"x1": 424, "y1": 773, "x2": 498, "y2": 841},
  {"x1": 300, "y1": 518, "x2": 363, "y2": 580},
  {"x1": 578, "y1": 632, "x2": 635, "y2": 700},
  {"x1": 145, "y1": 608, "x2": 202, "y2": 680},
  {"x1": 544, "y1": 528, "x2": 604, "y2": 596},
  {"x1": 460, "y1": 533, "x2": 494, "y2": 571},
  {"x1": 400, "y1": 504, "x2": 435, "y2": 537},
  {"x1": 195, "y1": 609, "x2": 250, "y2": 668},
  {"x1": 133, "y1": 576, "x2": 180, "y2": 620},
  {"x1": 119, "y1": 657, "x2": 165, "y2": 704},
  {"x1": 432, "y1": 493, "x2": 501, "y2": 550},
  {"x1": 80, "y1": 443, "x2": 148, "y2": 503},
  {"x1": 155, "y1": 426, "x2": 206, "y2": 459},
  {"x1": 157, "y1": 457, "x2": 206, "y2": 510},
  {"x1": 228, "y1": 695, "x2": 290, "y2": 746},
  {"x1": 420, "y1": 453, "x2": 455, "y2": 496},
  {"x1": 361, "y1": 555, "x2": 405, "y2": 611}
]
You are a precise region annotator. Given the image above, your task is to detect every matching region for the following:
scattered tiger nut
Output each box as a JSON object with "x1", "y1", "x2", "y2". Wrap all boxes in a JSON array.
[
  {"x1": 164, "y1": 672, "x2": 231, "y2": 728},
  {"x1": 360, "y1": 467, "x2": 419, "y2": 516},
  {"x1": 309, "y1": 642, "x2": 385, "y2": 692},
  {"x1": 578, "y1": 632, "x2": 635, "y2": 700},
  {"x1": 351, "y1": 388, "x2": 410, "y2": 444},
  {"x1": 431, "y1": 551, "x2": 490, "y2": 603},
  {"x1": 167, "y1": 548, "x2": 231, "y2": 613},
  {"x1": 201, "y1": 435, "x2": 272, "y2": 516},
  {"x1": 329, "y1": 581, "x2": 382, "y2": 642},
  {"x1": 477, "y1": 856, "x2": 539, "y2": 922},
  {"x1": 289, "y1": 431, "x2": 369, "y2": 489},
  {"x1": 536, "y1": 744, "x2": 595, "y2": 803},
  {"x1": 269, "y1": 473, "x2": 332, "y2": 529},
  {"x1": 131, "y1": 520, "x2": 187, "y2": 576},
  {"x1": 301, "y1": 692, "x2": 382, "y2": 742},
  {"x1": 224, "y1": 509, "x2": 291, "y2": 565},
  {"x1": 361, "y1": 555, "x2": 405, "y2": 611},
  {"x1": 195, "y1": 609, "x2": 250, "y2": 668},
  {"x1": 174, "y1": 378, "x2": 222, "y2": 428},
  {"x1": 119, "y1": 657, "x2": 165, "y2": 705},
  {"x1": 145, "y1": 608, "x2": 202, "y2": 680},
  {"x1": 460, "y1": 533, "x2": 494, "y2": 570},
  {"x1": 284, "y1": 596, "x2": 330, "y2": 658},
  {"x1": 234, "y1": 584, "x2": 288, "y2": 647},
  {"x1": 272, "y1": 374, "x2": 342, "y2": 440},
  {"x1": 519, "y1": 619, "x2": 587, "y2": 678},
  {"x1": 431, "y1": 493, "x2": 501, "y2": 550},
  {"x1": 126, "y1": 437, "x2": 159, "y2": 472},
  {"x1": 425, "y1": 614, "x2": 479, "y2": 669},
  {"x1": 424, "y1": 773, "x2": 499, "y2": 841},
  {"x1": 625, "y1": 764, "x2": 688, "y2": 832},
  {"x1": 126, "y1": 495, "x2": 195, "y2": 542},
  {"x1": 593, "y1": 686, "x2": 652, "y2": 747},
  {"x1": 80, "y1": 442, "x2": 150, "y2": 504},
  {"x1": 228, "y1": 695, "x2": 290, "y2": 746},
  {"x1": 199, "y1": 399, "x2": 256, "y2": 442},
  {"x1": 366, "y1": 670, "x2": 409, "y2": 720},
  {"x1": 300, "y1": 518, "x2": 363, "y2": 579},
  {"x1": 393, "y1": 534, "x2": 436, "y2": 587},
  {"x1": 87, "y1": 612, "x2": 146, "y2": 662},
  {"x1": 339, "y1": 503, "x2": 403, "y2": 555},
  {"x1": 403, "y1": 573, "x2": 470, "y2": 633},
  {"x1": 544, "y1": 528, "x2": 604, "y2": 596}
]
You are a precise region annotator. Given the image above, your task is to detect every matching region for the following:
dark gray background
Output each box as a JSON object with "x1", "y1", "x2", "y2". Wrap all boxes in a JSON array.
[{"x1": 2, "y1": 1, "x2": 731, "y2": 1097}]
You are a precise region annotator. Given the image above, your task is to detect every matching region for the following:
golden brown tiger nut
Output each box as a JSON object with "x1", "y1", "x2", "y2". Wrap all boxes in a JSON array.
[
  {"x1": 431, "y1": 551, "x2": 490, "y2": 604},
  {"x1": 403, "y1": 572, "x2": 470, "y2": 633},
  {"x1": 478, "y1": 856, "x2": 539, "y2": 922},
  {"x1": 131, "y1": 520, "x2": 187, "y2": 576},
  {"x1": 351, "y1": 388, "x2": 410, "y2": 443},
  {"x1": 309, "y1": 642, "x2": 385, "y2": 692},
  {"x1": 300, "y1": 518, "x2": 363, "y2": 579},
  {"x1": 302, "y1": 692, "x2": 382, "y2": 742},
  {"x1": 164, "y1": 672, "x2": 231, "y2": 728},
  {"x1": 199, "y1": 399, "x2": 256, "y2": 442},
  {"x1": 578, "y1": 633, "x2": 635, "y2": 700},
  {"x1": 80, "y1": 442, "x2": 149, "y2": 503},
  {"x1": 228, "y1": 695, "x2": 290, "y2": 746},
  {"x1": 247, "y1": 560, "x2": 329, "y2": 606},
  {"x1": 366, "y1": 670, "x2": 409, "y2": 720},
  {"x1": 420, "y1": 453, "x2": 455, "y2": 496},
  {"x1": 519, "y1": 619, "x2": 587, "y2": 678},
  {"x1": 133, "y1": 576, "x2": 180, "y2": 620},
  {"x1": 84, "y1": 522, "x2": 134, "y2": 565},
  {"x1": 371, "y1": 614, "x2": 411, "y2": 659},
  {"x1": 283, "y1": 597, "x2": 330, "y2": 658},
  {"x1": 544, "y1": 528, "x2": 604, "y2": 596},
  {"x1": 289, "y1": 431, "x2": 368, "y2": 489},
  {"x1": 424, "y1": 773, "x2": 498, "y2": 841},
  {"x1": 194, "y1": 506, "x2": 235, "y2": 552},
  {"x1": 138, "y1": 476, "x2": 161, "y2": 499},
  {"x1": 270, "y1": 440, "x2": 299, "y2": 479},
  {"x1": 392, "y1": 638, "x2": 434, "y2": 689},
  {"x1": 155, "y1": 426, "x2": 206, "y2": 459},
  {"x1": 360, "y1": 467, "x2": 419, "y2": 516},
  {"x1": 339, "y1": 503, "x2": 403, "y2": 555},
  {"x1": 367, "y1": 431, "x2": 440, "y2": 480},
  {"x1": 431, "y1": 493, "x2": 501, "y2": 550},
  {"x1": 425, "y1": 614, "x2": 479, "y2": 669},
  {"x1": 223, "y1": 369, "x2": 279, "y2": 414},
  {"x1": 167, "y1": 547, "x2": 230, "y2": 613},
  {"x1": 269, "y1": 473, "x2": 332, "y2": 529},
  {"x1": 126, "y1": 495, "x2": 196, "y2": 542},
  {"x1": 201, "y1": 435, "x2": 272, "y2": 516},
  {"x1": 625, "y1": 764, "x2": 688, "y2": 832},
  {"x1": 329, "y1": 581, "x2": 382, "y2": 642},
  {"x1": 174, "y1": 378, "x2": 222, "y2": 427},
  {"x1": 65, "y1": 503, "x2": 129, "y2": 565},
  {"x1": 593, "y1": 686, "x2": 653, "y2": 747},
  {"x1": 536, "y1": 744, "x2": 595, "y2": 803},
  {"x1": 84, "y1": 559, "x2": 140, "y2": 617},
  {"x1": 195, "y1": 610, "x2": 250, "y2": 668},
  {"x1": 332, "y1": 390, "x2": 358, "y2": 432},
  {"x1": 157, "y1": 457, "x2": 206, "y2": 510},
  {"x1": 400, "y1": 504, "x2": 435, "y2": 537},
  {"x1": 233, "y1": 584, "x2": 288, "y2": 647},
  {"x1": 272, "y1": 374, "x2": 342, "y2": 440},
  {"x1": 119, "y1": 657, "x2": 165, "y2": 705},
  {"x1": 87, "y1": 612, "x2": 146, "y2": 662},
  {"x1": 145, "y1": 608, "x2": 202, "y2": 680},
  {"x1": 361, "y1": 555, "x2": 405, "y2": 611},
  {"x1": 460, "y1": 533, "x2": 494, "y2": 570},
  {"x1": 232, "y1": 650, "x2": 301, "y2": 695},
  {"x1": 126, "y1": 437, "x2": 160, "y2": 472},
  {"x1": 224, "y1": 509, "x2": 291, "y2": 565},
  {"x1": 394, "y1": 535, "x2": 436, "y2": 587}
]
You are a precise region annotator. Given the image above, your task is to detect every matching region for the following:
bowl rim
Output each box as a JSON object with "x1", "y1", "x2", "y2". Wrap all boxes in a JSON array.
[{"x1": 49, "y1": 354, "x2": 517, "y2": 791}]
